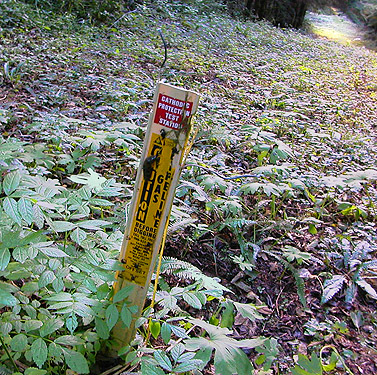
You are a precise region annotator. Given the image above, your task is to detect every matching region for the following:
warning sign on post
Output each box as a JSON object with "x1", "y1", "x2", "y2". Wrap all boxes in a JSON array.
[
  {"x1": 113, "y1": 83, "x2": 199, "y2": 347},
  {"x1": 116, "y1": 83, "x2": 199, "y2": 286},
  {"x1": 121, "y1": 133, "x2": 176, "y2": 285}
]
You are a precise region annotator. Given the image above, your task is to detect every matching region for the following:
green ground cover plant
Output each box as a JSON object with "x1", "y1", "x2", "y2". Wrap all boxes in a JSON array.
[{"x1": 1, "y1": 0, "x2": 377, "y2": 374}]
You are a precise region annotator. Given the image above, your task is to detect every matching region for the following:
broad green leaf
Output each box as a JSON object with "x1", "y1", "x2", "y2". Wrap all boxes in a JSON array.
[
  {"x1": 171, "y1": 343, "x2": 185, "y2": 363},
  {"x1": 263, "y1": 182, "x2": 282, "y2": 197},
  {"x1": 24, "y1": 368, "x2": 48, "y2": 375},
  {"x1": 32, "y1": 204, "x2": 45, "y2": 229},
  {"x1": 154, "y1": 350, "x2": 173, "y2": 372},
  {"x1": 140, "y1": 362, "x2": 165, "y2": 375},
  {"x1": 291, "y1": 353, "x2": 322, "y2": 375},
  {"x1": 66, "y1": 314, "x2": 78, "y2": 334},
  {"x1": 44, "y1": 292, "x2": 73, "y2": 302},
  {"x1": 0, "y1": 289, "x2": 18, "y2": 306},
  {"x1": 70, "y1": 227, "x2": 87, "y2": 244},
  {"x1": 18, "y1": 197, "x2": 33, "y2": 225},
  {"x1": 105, "y1": 304, "x2": 119, "y2": 331},
  {"x1": 89, "y1": 198, "x2": 114, "y2": 206},
  {"x1": 239, "y1": 182, "x2": 261, "y2": 195},
  {"x1": 213, "y1": 346, "x2": 241, "y2": 375},
  {"x1": 113, "y1": 284, "x2": 134, "y2": 303},
  {"x1": 199, "y1": 174, "x2": 227, "y2": 193},
  {"x1": 63, "y1": 349, "x2": 90, "y2": 374},
  {"x1": 161, "y1": 322, "x2": 172, "y2": 344},
  {"x1": 0, "y1": 248, "x2": 10, "y2": 271},
  {"x1": 26, "y1": 246, "x2": 38, "y2": 260},
  {"x1": 77, "y1": 219, "x2": 110, "y2": 230},
  {"x1": 174, "y1": 360, "x2": 204, "y2": 373},
  {"x1": 0, "y1": 229, "x2": 21, "y2": 249},
  {"x1": 237, "y1": 337, "x2": 268, "y2": 349},
  {"x1": 0, "y1": 321, "x2": 12, "y2": 336},
  {"x1": 39, "y1": 270, "x2": 55, "y2": 288},
  {"x1": 31, "y1": 338, "x2": 48, "y2": 368},
  {"x1": 149, "y1": 320, "x2": 161, "y2": 340},
  {"x1": 78, "y1": 186, "x2": 92, "y2": 200},
  {"x1": 193, "y1": 347, "x2": 213, "y2": 369},
  {"x1": 308, "y1": 224, "x2": 317, "y2": 234},
  {"x1": 220, "y1": 301, "x2": 235, "y2": 328},
  {"x1": 55, "y1": 335, "x2": 84, "y2": 345},
  {"x1": 3, "y1": 170, "x2": 21, "y2": 195},
  {"x1": 49, "y1": 342, "x2": 63, "y2": 358},
  {"x1": 24, "y1": 320, "x2": 43, "y2": 333},
  {"x1": 186, "y1": 318, "x2": 260, "y2": 375},
  {"x1": 182, "y1": 292, "x2": 202, "y2": 309},
  {"x1": 97, "y1": 283, "x2": 110, "y2": 299},
  {"x1": 255, "y1": 338, "x2": 279, "y2": 370},
  {"x1": 40, "y1": 318, "x2": 64, "y2": 337},
  {"x1": 69, "y1": 168, "x2": 106, "y2": 190},
  {"x1": 282, "y1": 246, "x2": 311, "y2": 264},
  {"x1": 176, "y1": 351, "x2": 196, "y2": 363},
  {"x1": 52, "y1": 277, "x2": 64, "y2": 293},
  {"x1": 3, "y1": 197, "x2": 22, "y2": 225},
  {"x1": 0, "y1": 280, "x2": 18, "y2": 293},
  {"x1": 170, "y1": 325, "x2": 189, "y2": 339},
  {"x1": 51, "y1": 221, "x2": 77, "y2": 232},
  {"x1": 10, "y1": 333, "x2": 28, "y2": 352},
  {"x1": 234, "y1": 302, "x2": 264, "y2": 322},
  {"x1": 13, "y1": 246, "x2": 29, "y2": 263},
  {"x1": 21, "y1": 281, "x2": 39, "y2": 294},
  {"x1": 230, "y1": 345, "x2": 255, "y2": 375},
  {"x1": 72, "y1": 302, "x2": 94, "y2": 318},
  {"x1": 38, "y1": 245, "x2": 69, "y2": 258},
  {"x1": 23, "y1": 304, "x2": 37, "y2": 319},
  {"x1": 120, "y1": 305, "x2": 132, "y2": 327},
  {"x1": 95, "y1": 317, "x2": 110, "y2": 339}
]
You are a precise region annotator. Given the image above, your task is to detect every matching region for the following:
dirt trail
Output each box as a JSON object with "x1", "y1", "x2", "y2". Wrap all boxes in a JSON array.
[{"x1": 305, "y1": 10, "x2": 376, "y2": 50}]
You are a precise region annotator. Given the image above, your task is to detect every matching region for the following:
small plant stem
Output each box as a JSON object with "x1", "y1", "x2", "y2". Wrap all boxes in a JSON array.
[
  {"x1": 364, "y1": 184, "x2": 376, "y2": 219},
  {"x1": 270, "y1": 195, "x2": 276, "y2": 219},
  {"x1": 274, "y1": 191, "x2": 288, "y2": 217},
  {"x1": 213, "y1": 251, "x2": 218, "y2": 276},
  {"x1": 64, "y1": 231, "x2": 68, "y2": 252},
  {"x1": 0, "y1": 334, "x2": 19, "y2": 372}
]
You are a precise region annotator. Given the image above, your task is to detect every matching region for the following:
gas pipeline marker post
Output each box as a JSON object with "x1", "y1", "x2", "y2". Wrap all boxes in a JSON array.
[{"x1": 112, "y1": 82, "x2": 199, "y2": 349}]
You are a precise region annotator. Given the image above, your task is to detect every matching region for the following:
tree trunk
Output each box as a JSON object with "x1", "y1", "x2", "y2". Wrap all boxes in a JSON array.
[{"x1": 245, "y1": 0, "x2": 308, "y2": 29}]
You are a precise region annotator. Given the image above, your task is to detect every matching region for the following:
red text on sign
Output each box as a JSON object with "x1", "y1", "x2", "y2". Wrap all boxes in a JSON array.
[{"x1": 154, "y1": 94, "x2": 193, "y2": 129}]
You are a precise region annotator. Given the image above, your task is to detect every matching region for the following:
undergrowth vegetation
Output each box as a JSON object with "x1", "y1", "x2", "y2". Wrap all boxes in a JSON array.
[{"x1": 0, "y1": 1, "x2": 377, "y2": 374}]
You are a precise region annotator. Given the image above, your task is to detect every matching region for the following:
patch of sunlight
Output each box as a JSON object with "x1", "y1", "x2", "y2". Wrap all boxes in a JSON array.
[
  {"x1": 306, "y1": 11, "x2": 369, "y2": 48},
  {"x1": 312, "y1": 26, "x2": 358, "y2": 46}
]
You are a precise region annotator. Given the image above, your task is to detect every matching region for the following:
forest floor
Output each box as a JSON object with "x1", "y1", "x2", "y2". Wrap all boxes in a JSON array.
[{"x1": 1, "y1": 1, "x2": 377, "y2": 375}]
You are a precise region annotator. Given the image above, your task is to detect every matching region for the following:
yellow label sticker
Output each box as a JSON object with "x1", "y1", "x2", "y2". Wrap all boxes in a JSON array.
[{"x1": 120, "y1": 132, "x2": 176, "y2": 285}]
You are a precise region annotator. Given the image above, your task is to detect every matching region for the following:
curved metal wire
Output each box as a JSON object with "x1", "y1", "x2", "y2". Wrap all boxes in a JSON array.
[{"x1": 158, "y1": 29, "x2": 168, "y2": 79}]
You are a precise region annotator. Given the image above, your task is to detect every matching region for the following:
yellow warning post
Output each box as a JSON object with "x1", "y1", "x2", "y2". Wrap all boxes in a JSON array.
[{"x1": 112, "y1": 82, "x2": 199, "y2": 348}]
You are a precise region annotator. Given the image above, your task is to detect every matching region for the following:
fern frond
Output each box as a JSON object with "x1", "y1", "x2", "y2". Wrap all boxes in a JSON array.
[
  {"x1": 160, "y1": 257, "x2": 196, "y2": 275},
  {"x1": 167, "y1": 218, "x2": 197, "y2": 236},
  {"x1": 224, "y1": 218, "x2": 257, "y2": 230},
  {"x1": 360, "y1": 260, "x2": 377, "y2": 271},
  {"x1": 160, "y1": 257, "x2": 231, "y2": 292},
  {"x1": 341, "y1": 238, "x2": 352, "y2": 267},
  {"x1": 0, "y1": 365, "x2": 12, "y2": 375},
  {"x1": 356, "y1": 278, "x2": 377, "y2": 299},
  {"x1": 321, "y1": 275, "x2": 347, "y2": 304}
]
